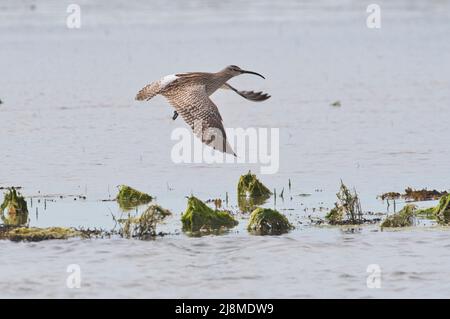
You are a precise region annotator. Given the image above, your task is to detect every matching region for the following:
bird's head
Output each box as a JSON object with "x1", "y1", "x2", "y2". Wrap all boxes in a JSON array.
[{"x1": 223, "y1": 65, "x2": 265, "y2": 79}]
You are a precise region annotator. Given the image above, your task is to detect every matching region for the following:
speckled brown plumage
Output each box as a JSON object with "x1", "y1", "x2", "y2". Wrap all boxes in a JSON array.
[{"x1": 135, "y1": 65, "x2": 270, "y2": 155}]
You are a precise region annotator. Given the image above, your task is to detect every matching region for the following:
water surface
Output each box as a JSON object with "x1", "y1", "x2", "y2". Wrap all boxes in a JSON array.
[{"x1": 1, "y1": 0, "x2": 449, "y2": 298}]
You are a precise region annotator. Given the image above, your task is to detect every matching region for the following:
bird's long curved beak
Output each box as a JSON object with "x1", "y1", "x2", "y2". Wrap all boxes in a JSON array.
[{"x1": 240, "y1": 70, "x2": 265, "y2": 79}]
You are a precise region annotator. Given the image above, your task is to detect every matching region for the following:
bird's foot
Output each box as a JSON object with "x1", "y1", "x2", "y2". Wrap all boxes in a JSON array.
[{"x1": 172, "y1": 111, "x2": 178, "y2": 120}]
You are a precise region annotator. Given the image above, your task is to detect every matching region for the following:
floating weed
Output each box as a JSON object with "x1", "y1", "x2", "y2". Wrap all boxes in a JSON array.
[
  {"x1": 0, "y1": 227, "x2": 81, "y2": 242},
  {"x1": 0, "y1": 225, "x2": 112, "y2": 242},
  {"x1": 379, "y1": 188, "x2": 447, "y2": 202},
  {"x1": 403, "y1": 187, "x2": 447, "y2": 202},
  {"x1": 115, "y1": 204, "x2": 172, "y2": 239},
  {"x1": 325, "y1": 181, "x2": 364, "y2": 225},
  {"x1": 330, "y1": 100, "x2": 341, "y2": 107}
]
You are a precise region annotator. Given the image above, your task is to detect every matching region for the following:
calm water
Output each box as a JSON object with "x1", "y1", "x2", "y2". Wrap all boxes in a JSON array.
[{"x1": 0, "y1": 0, "x2": 449, "y2": 298}]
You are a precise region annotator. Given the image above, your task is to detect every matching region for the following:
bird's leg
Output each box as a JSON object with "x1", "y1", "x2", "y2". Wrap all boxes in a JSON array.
[{"x1": 172, "y1": 110, "x2": 179, "y2": 120}]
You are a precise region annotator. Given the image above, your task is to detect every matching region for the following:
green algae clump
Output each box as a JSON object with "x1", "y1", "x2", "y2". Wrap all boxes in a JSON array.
[
  {"x1": 181, "y1": 196, "x2": 238, "y2": 234},
  {"x1": 1, "y1": 188, "x2": 28, "y2": 215},
  {"x1": 381, "y1": 204, "x2": 416, "y2": 228},
  {"x1": 116, "y1": 185, "x2": 153, "y2": 210},
  {"x1": 1, "y1": 227, "x2": 81, "y2": 242},
  {"x1": 237, "y1": 171, "x2": 272, "y2": 198},
  {"x1": 1, "y1": 188, "x2": 29, "y2": 226},
  {"x1": 247, "y1": 208, "x2": 293, "y2": 235},
  {"x1": 435, "y1": 194, "x2": 450, "y2": 225},
  {"x1": 117, "y1": 204, "x2": 172, "y2": 239},
  {"x1": 237, "y1": 171, "x2": 272, "y2": 212}
]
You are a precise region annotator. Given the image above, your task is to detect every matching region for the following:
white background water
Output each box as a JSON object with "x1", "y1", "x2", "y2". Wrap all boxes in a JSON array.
[{"x1": 1, "y1": 0, "x2": 449, "y2": 298}]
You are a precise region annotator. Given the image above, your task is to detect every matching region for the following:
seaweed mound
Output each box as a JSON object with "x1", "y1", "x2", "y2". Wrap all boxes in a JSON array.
[
  {"x1": 1, "y1": 188, "x2": 28, "y2": 215},
  {"x1": 381, "y1": 204, "x2": 416, "y2": 228},
  {"x1": 237, "y1": 171, "x2": 272, "y2": 212},
  {"x1": 0, "y1": 227, "x2": 81, "y2": 242},
  {"x1": 435, "y1": 194, "x2": 450, "y2": 225},
  {"x1": 116, "y1": 185, "x2": 153, "y2": 210},
  {"x1": 325, "y1": 181, "x2": 363, "y2": 225},
  {"x1": 237, "y1": 171, "x2": 272, "y2": 198},
  {"x1": 117, "y1": 204, "x2": 172, "y2": 239},
  {"x1": 247, "y1": 208, "x2": 293, "y2": 235},
  {"x1": 181, "y1": 196, "x2": 238, "y2": 234},
  {"x1": 1, "y1": 188, "x2": 29, "y2": 226}
]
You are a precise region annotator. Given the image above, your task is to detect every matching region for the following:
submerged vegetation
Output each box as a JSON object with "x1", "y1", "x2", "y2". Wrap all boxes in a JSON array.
[
  {"x1": 381, "y1": 204, "x2": 416, "y2": 228},
  {"x1": 0, "y1": 226, "x2": 81, "y2": 242},
  {"x1": 116, "y1": 204, "x2": 172, "y2": 239},
  {"x1": 325, "y1": 181, "x2": 363, "y2": 225},
  {"x1": 116, "y1": 185, "x2": 153, "y2": 210},
  {"x1": 181, "y1": 196, "x2": 238, "y2": 234},
  {"x1": 0, "y1": 226, "x2": 108, "y2": 242},
  {"x1": 247, "y1": 208, "x2": 293, "y2": 235},
  {"x1": 237, "y1": 171, "x2": 272, "y2": 212}
]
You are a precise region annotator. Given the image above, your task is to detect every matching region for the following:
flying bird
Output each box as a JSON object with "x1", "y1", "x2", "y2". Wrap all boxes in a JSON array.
[{"x1": 135, "y1": 65, "x2": 270, "y2": 156}]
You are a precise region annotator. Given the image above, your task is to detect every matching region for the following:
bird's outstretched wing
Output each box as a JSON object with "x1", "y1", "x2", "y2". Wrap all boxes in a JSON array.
[
  {"x1": 135, "y1": 81, "x2": 162, "y2": 101},
  {"x1": 222, "y1": 83, "x2": 271, "y2": 102},
  {"x1": 164, "y1": 84, "x2": 236, "y2": 156}
]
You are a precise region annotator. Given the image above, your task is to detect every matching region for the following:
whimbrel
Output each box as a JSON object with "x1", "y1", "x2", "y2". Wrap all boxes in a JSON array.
[{"x1": 135, "y1": 65, "x2": 270, "y2": 155}]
